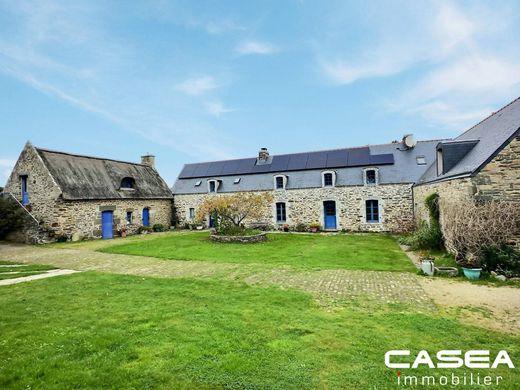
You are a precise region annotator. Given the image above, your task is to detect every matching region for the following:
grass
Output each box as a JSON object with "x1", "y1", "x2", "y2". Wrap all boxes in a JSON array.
[
  {"x1": 1, "y1": 273, "x2": 519, "y2": 389},
  {"x1": 98, "y1": 231, "x2": 416, "y2": 272},
  {"x1": 0, "y1": 261, "x2": 57, "y2": 280}
]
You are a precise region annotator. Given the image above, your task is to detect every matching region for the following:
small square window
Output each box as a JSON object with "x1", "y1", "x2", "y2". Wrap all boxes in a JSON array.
[
  {"x1": 195, "y1": 181, "x2": 202, "y2": 187},
  {"x1": 234, "y1": 178, "x2": 241, "y2": 184},
  {"x1": 323, "y1": 173, "x2": 333, "y2": 187},
  {"x1": 365, "y1": 170, "x2": 377, "y2": 185},
  {"x1": 275, "y1": 176, "x2": 284, "y2": 189},
  {"x1": 416, "y1": 156, "x2": 426, "y2": 165}
]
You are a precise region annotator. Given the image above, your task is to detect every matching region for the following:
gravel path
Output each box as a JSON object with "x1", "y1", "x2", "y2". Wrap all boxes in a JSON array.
[{"x1": 0, "y1": 269, "x2": 81, "y2": 286}]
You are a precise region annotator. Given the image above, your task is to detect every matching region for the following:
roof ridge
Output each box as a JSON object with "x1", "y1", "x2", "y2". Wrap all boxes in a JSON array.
[
  {"x1": 184, "y1": 138, "x2": 448, "y2": 166},
  {"x1": 455, "y1": 96, "x2": 520, "y2": 140},
  {"x1": 35, "y1": 147, "x2": 150, "y2": 168}
]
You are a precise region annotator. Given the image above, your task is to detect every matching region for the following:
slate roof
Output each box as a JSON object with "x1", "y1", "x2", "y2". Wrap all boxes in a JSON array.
[
  {"x1": 36, "y1": 148, "x2": 173, "y2": 200},
  {"x1": 173, "y1": 140, "x2": 442, "y2": 194},
  {"x1": 417, "y1": 97, "x2": 520, "y2": 184},
  {"x1": 178, "y1": 146, "x2": 395, "y2": 179}
]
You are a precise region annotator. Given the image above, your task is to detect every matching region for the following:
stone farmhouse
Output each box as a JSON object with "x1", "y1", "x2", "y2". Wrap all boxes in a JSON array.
[
  {"x1": 2, "y1": 97, "x2": 519, "y2": 242},
  {"x1": 3, "y1": 142, "x2": 172, "y2": 242},
  {"x1": 413, "y1": 97, "x2": 520, "y2": 232}
]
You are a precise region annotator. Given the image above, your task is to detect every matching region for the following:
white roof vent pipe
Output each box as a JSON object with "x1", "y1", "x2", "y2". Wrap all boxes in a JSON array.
[{"x1": 402, "y1": 134, "x2": 417, "y2": 150}]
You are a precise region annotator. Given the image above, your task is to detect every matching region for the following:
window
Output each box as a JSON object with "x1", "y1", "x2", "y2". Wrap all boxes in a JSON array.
[
  {"x1": 189, "y1": 208, "x2": 195, "y2": 219},
  {"x1": 364, "y1": 169, "x2": 378, "y2": 185},
  {"x1": 20, "y1": 175, "x2": 29, "y2": 206},
  {"x1": 126, "y1": 211, "x2": 133, "y2": 224},
  {"x1": 416, "y1": 156, "x2": 426, "y2": 165},
  {"x1": 437, "y1": 149, "x2": 444, "y2": 176},
  {"x1": 195, "y1": 180, "x2": 202, "y2": 187},
  {"x1": 276, "y1": 202, "x2": 287, "y2": 222},
  {"x1": 208, "y1": 179, "x2": 219, "y2": 193},
  {"x1": 274, "y1": 175, "x2": 286, "y2": 190},
  {"x1": 234, "y1": 178, "x2": 241, "y2": 184},
  {"x1": 366, "y1": 200, "x2": 379, "y2": 223},
  {"x1": 322, "y1": 171, "x2": 336, "y2": 187},
  {"x1": 120, "y1": 177, "x2": 135, "y2": 189}
]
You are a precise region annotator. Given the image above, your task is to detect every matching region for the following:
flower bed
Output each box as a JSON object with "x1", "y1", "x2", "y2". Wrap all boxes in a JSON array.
[{"x1": 210, "y1": 231, "x2": 267, "y2": 243}]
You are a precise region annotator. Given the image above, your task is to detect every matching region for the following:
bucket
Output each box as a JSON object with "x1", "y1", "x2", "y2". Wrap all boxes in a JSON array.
[{"x1": 420, "y1": 259, "x2": 435, "y2": 276}]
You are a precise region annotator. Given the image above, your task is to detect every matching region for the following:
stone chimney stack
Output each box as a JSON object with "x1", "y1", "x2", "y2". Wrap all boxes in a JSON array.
[
  {"x1": 258, "y1": 148, "x2": 269, "y2": 162},
  {"x1": 141, "y1": 154, "x2": 155, "y2": 168}
]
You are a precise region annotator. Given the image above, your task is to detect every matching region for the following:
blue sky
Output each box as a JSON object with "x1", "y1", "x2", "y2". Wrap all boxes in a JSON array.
[{"x1": 1, "y1": 0, "x2": 520, "y2": 186}]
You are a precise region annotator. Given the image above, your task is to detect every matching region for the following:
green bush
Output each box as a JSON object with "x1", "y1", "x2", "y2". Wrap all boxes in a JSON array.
[
  {"x1": 295, "y1": 223, "x2": 308, "y2": 232},
  {"x1": 404, "y1": 193, "x2": 443, "y2": 250},
  {"x1": 0, "y1": 198, "x2": 26, "y2": 239},
  {"x1": 152, "y1": 223, "x2": 165, "y2": 232},
  {"x1": 479, "y1": 245, "x2": 520, "y2": 277},
  {"x1": 138, "y1": 226, "x2": 153, "y2": 234},
  {"x1": 217, "y1": 225, "x2": 260, "y2": 236}
]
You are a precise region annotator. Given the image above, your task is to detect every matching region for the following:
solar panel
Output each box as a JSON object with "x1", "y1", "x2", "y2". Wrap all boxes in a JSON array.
[
  {"x1": 235, "y1": 158, "x2": 256, "y2": 174},
  {"x1": 192, "y1": 162, "x2": 211, "y2": 177},
  {"x1": 221, "y1": 160, "x2": 242, "y2": 176},
  {"x1": 206, "y1": 161, "x2": 226, "y2": 176},
  {"x1": 347, "y1": 147, "x2": 370, "y2": 166},
  {"x1": 270, "y1": 155, "x2": 290, "y2": 171},
  {"x1": 287, "y1": 153, "x2": 308, "y2": 170},
  {"x1": 306, "y1": 152, "x2": 327, "y2": 169},
  {"x1": 326, "y1": 150, "x2": 348, "y2": 168},
  {"x1": 178, "y1": 164, "x2": 197, "y2": 178},
  {"x1": 370, "y1": 154, "x2": 394, "y2": 165}
]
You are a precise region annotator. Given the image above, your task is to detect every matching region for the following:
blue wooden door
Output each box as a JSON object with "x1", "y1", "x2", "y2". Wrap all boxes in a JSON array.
[
  {"x1": 101, "y1": 210, "x2": 113, "y2": 239},
  {"x1": 21, "y1": 176, "x2": 29, "y2": 205},
  {"x1": 142, "y1": 208, "x2": 150, "y2": 226},
  {"x1": 324, "y1": 201, "x2": 337, "y2": 230}
]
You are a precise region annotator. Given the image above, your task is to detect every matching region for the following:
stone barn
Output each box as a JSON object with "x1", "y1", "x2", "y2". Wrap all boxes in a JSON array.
[{"x1": 3, "y1": 142, "x2": 173, "y2": 242}]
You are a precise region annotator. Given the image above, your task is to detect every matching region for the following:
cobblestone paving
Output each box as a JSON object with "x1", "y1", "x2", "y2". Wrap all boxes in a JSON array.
[{"x1": 0, "y1": 243, "x2": 435, "y2": 310}]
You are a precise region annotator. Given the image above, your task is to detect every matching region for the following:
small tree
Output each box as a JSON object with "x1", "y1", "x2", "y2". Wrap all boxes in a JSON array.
[
  {"x1": 0, "y1": 197, "x2": 26, "y2": 239},
  {"x1": 196, "y1": 192, "x2": 273, "y2": 233}
]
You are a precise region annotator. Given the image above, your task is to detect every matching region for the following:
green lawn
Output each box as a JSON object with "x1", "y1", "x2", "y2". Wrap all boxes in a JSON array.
[
  {"x1": 0, "y1": 272, "x2": 518, "y2": 389},
  {"x1": 0, "y1": 261, "x2": 57, "y2": 280},
  {"x1": 99, "y1": 231, "x2": 415, "y2": 271}
]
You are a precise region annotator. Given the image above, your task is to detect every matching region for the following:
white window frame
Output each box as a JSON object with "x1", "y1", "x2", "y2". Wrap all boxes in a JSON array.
[
  {"x1": 416, "y1": 156, "x2": 426, "y2": 165},
  {"x1": 363, "y1": 168, "x2": 379, "y2": 186},
  {"x1": 321, "y1": 170, "x2": 336, "y2": 188},
  {"x1": 207, "y1": 179, "x2": 220, "y2": 193},
  {"x1": 437, "y1": 149, "x2": 444, "y2": 176},
  {"x1": 273, "y1": 175, "x2": 287, "y2": 190}
]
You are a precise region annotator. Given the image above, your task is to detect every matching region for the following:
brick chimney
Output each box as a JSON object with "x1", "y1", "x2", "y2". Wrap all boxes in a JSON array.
[
  {"x1": 258, "y1": 147, "x2": 269, "y2": 162},
  {"x1": 141, "y1": 154, "x2": 155, "y2": 168}
]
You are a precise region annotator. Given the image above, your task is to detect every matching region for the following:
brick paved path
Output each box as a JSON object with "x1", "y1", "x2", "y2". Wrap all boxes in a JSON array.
[{"x1": 0, "y1": 243, "x2": 433, "y2": 309}]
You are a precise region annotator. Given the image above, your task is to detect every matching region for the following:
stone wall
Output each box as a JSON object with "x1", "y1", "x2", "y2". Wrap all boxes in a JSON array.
[
  {"x1": 52, "y1": 198, "x2": 172, "y2": 240},
  {"x1": 174, "y1": 183, "x2": 414, "y2": 232},
  {"x1": 4, "y1": 142, "x2": 62, "y2": 225}
]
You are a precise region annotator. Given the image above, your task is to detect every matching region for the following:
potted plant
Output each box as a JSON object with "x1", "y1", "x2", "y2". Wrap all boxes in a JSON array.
[
  {"x1": 118, "y1": 225, "x2": 127, "y2": 238},
  {"x1": 459, "y1": 254, "x2": 482, "y2": 280},
  {"x1": 282, "y1": 224, "x2": 289, "y2": 232},
  {"x1": 419, "y1": 250, "x2": 435, "y2": 276},
  {"x1": 309, "y1": 222, "x2": 321, "y2": 233}
]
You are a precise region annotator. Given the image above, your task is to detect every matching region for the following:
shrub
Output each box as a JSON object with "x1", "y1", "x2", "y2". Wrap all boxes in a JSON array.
[
  {"x1": 478, "y1": 245, "x2": 520, "y2": 277},
  {"x1": 217, "y1": 225, "x2": 260, "y2": 236},
  {"x1": 0, "y1": 197, "x2": 26, "y2": 239},
  {"x1": 442, "y1": 200, "x2": 520, "y2": 261},
  {"x1": 295, "y1": 223, "x2": 308, "y2": 232},
  {"x1": 138, "y1": 226, "x2": 153, "y2": 234},
  {"x1": 152, "y1": 223, "x2": 165, "y2": 232},
  {"x1": 405, "y1": 193, "x2": 443, "y2": 250}
]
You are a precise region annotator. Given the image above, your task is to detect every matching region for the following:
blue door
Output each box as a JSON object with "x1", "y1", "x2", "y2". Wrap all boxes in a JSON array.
[
  {"x1": 21, "y1": 176, "x2": 29, "y2": 206},
  {"x1": 101, "y1": 210, "x2": 113, "y2": 239},
  {"x1": 209, "y1": 214, "x2": 215, "y2": 228},
  {"x1": 324, "y1": 201, "x2": 337, "y2": 230},
  {"x1": 142, "y1": 207, "x2": 150, "y2": 226}
]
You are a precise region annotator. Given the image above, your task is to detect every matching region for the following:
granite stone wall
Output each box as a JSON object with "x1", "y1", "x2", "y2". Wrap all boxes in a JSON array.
[{"x1": 174, "y1": 183, "x2": 414, "y2": 233}]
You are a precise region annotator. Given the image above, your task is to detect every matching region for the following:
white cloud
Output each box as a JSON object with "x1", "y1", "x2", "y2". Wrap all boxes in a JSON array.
[
  {"x1": 235, "y1": 40, "x2": 278, "y2": 55},
  {"x1": 205, "y1": 19, "x2": 245, "y2": 35},
  {"x1": 176, "y1": 76, "x2": 219, "y2": 95},
  {"x1": 205, "y1": 101, "x2": 235, "y2": 116}
]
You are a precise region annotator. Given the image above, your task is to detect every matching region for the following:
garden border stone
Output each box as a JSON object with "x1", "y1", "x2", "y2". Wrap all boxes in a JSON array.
[{"x1": 210, "y1": 232, "x2": 267, "y2": 243}]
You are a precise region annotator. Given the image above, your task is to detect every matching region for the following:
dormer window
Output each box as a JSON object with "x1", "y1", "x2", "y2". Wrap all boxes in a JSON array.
[
  {"x1": 364, "y1": 168, "x2": 378, "y2": 186},
  {"x1": 322, "y1": 171, "x2": 336, "y2": 187},
  {"x1": 274, "y1": 175, "x2": 287, "y2": 190},
  {"x1": 208, "y1": 179, "x2": 220, "y2": 193},
  {"x1": 120, "y1": 177, "x2": 135, "y2": 189}
]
